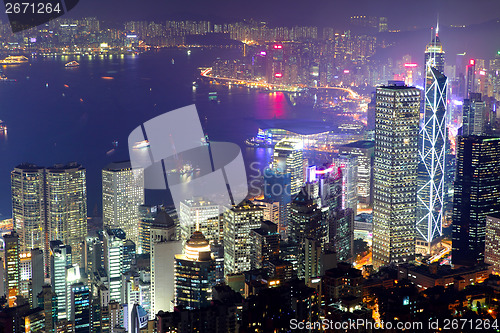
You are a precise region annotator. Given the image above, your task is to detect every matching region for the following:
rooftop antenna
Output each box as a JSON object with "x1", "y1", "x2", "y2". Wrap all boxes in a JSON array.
[{"x1": 436, "y1": 14, "x2": 439, "y2": 37}]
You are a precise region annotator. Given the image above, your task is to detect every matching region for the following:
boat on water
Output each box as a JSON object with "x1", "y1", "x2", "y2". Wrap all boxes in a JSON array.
[
  {"x1": 0, "y1": 56, "x2": 28, "y2": 65},
  {"x1": 133, "y1": 140, "x2": 150, "y2": 149},
  {"x1": 65, "y1": 61, "x2": 79, "y2": 67},
  {"x1": 0, "y1": 120, "x2": 7, "y2": 132},
  {"x1": 0, "y1": 71, "x2": 15, "y2": 82}
]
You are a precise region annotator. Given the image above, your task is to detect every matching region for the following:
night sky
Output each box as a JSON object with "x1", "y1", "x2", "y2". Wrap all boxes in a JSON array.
[
  {"x1": 0, "y1": 0, "x2": 498, "y2": 29},
  {"x1": 63, "y1": 0, "x2": 500, "y2": 29}
]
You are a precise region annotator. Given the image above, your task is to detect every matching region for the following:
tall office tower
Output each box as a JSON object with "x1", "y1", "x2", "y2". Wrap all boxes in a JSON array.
[
  {"x1": 71, "y1": 283, "x2": 90, "y2": 333},
  {"x1": 150, "y1": 210, "x2": 181, "y2": 314},
  {"x1": 50, "y1": 240, "x2": 71, "y2": 320},
  {"x1": 223, "y1": 202, "x2": 264, "y2": 276},
  {"x1": 340, "y1": 141, "x2": 375, "y2": 208},
  {"x1": 452, "y1": 136, "x2": 500, "y2": 267},
  {"x1": 416, "y1": 66, "x2": 448, "y2": 255},
  {"x1": 463, "y1": 93, "x2": 486, "y2": 136},
  {"x1": 11, "y1": 164, "x2": 45, "y2": 254},
  {"x1": 174, "y1": 231, "x2": 215, "y2": 310},
  {"x1": 4, "y1": 231, "x2": 20, "y2": 307},
  {"x1": 466, "y1": 59, "x2": 476, "y2": 97},
  {"x1": 38, "y1": 285, "x2": 57, "y2": 333},
  {"x1": 328, "y1": 208, "x2": 354, "y2": 262},
  {"x1": 30, "y1": 248, "x2": 44, "y2": 308},
  {"x1": 46, "y1": 163, "x2": 87, "y2": 266},
  {"x1": 372, "y1": 82, "x2": 420, "y2": 270},
  {"x1": 304, "y1": 238, "x2": 322, "y2": 283},
  {"x1": 138, "y1": 205, "x2": 158, "y2": 254},
  {"x1": 485, "y1": 215, "x2": 500, "y2": 274},
  {"x1": 263, "y1": 167, "x2": 292, "y2": 237},
  {"x1": 102, "y1": 161, "x2": 145, "y2": 246},
  {"x1": 83, "y1": 235, "x2": 101, "y2": 275},
  {"x1": 424, "y1": 27, "x2": 445, "y2": 74},
  {"x1": 253, "y1": 199, "x2": 280, "y2": 227},
  {"x1": 288, "y1": 191, "x2": 324, "y2": 279},
  {"x1": 249, "y1": 220, "x2": 280, "y2": 270},
  {"x1": 103, "y1": 228, "x2": 127, "y2": 302},
  {"x1": 491, "y1": 53, "x2": 500, "y2": 101},
  {"x1": 272, "y1": 138, "x2": 304, "y2": 196},
  {"x1": 332, "y1": 154, "x2": 358, "y2": 216},
  {"x1": 179, "y1": 198, "x2": 220, "y2": 242}
]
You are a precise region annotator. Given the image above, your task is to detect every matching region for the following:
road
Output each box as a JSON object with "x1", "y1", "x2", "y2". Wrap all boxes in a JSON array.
[{"x1": 200, "y1": 68, "x2": 360, "y2": 99}]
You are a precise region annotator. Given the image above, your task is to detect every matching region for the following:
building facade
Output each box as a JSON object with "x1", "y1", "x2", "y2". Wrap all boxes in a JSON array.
[{"x1": 372, "y1": 82, "x2": 420, "y2": 269}]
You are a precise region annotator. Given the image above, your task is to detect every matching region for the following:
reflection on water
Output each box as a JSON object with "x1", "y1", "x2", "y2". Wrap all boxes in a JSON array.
[{"x1": 0, "y1": 48, "x2": 298, "y2": 216}]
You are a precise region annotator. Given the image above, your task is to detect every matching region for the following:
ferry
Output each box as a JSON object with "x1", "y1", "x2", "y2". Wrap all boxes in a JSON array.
[
  {"x1": 0, "y1": 56, "x2": 29, "y2": 65},
  {"x1": 65, "y1": 61, "x2": 79, "y2": 68},
  {"x1": 133, "y1": 140, "x2": 150, "y2": 149},
  {"x1": 0, "y1": 72, "x2": 15, "y2": 82},
  {"x1": 0, "y1": 120, "x2": 7, "y2": 132}
]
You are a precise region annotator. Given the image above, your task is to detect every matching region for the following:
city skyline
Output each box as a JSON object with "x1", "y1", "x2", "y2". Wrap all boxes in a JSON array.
[{"x1": 1, "y1": 2, "x2": 500, "y2": 331}]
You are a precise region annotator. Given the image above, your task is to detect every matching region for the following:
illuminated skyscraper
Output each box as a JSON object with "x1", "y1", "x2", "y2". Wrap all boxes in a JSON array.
[
  {"x1": 272, "y1": 138, "x2": 304, "y2": 196},
  {"x1": 466, "y1": 59, "x2": 476, "y2": 97},
  {"x1": 179, "y1": 198, "x2": 220, "y2": 242},
  {"x1": 416, "y1": 58, "x2": 448, "y2": 255},
  {"x1": 452, "y1": 136, "x2": 500, "y2": 267},
  {"x1": 11, "y1": 164, "x2": 45, "y2": 254},
  {"x1": 102, "y1": 161, "x2": 145, "y2": 246},
  {"x1": 485, "y1": 215, "x2": 500, "y2": 274},
  {"x1": 372, "y1": 82, "x2": 420, "y2": 269},
  {"x1": 103, "y1": 228, "x2": 130, "y2": 303},
  {"x1": 71, "y1": 283, "x2": 90, "y2": 333},
  {"x1": 50, "y1": 240, "x2": 71, "y2": 321},
  {"x1": 424, "y1": 27, "x2": 445, "y2": 74},
  {"x1": 288, "y1": 191, "x2": 323, "y2": 279},
  {"x1": 332, "y1": 154, "x2": 358, "y2": 216},
  {"x1": 4, "y1": 231, "x2": 20, "y2": 307},
  {"x1": 46, "y1": 163, "x2": 87, "y2": 266},
  {"x1": 463, "y1": 93, "x2": 486, "y2": 136},
  {"x1": 174, "y1": 231, "x2": 215, "y2": 309},
  {"x1": 12, "y1": 163, "x2": 87, "y2": 270},
  {"x1": 223, "y1": 202, "x2": 263, "y2": 276},
  {"x1": 150, "y1": 210, "x2": 181, "y2": 314},
  {"x1": 339, "y1": 140, "x2": 375, "y2": 208}
]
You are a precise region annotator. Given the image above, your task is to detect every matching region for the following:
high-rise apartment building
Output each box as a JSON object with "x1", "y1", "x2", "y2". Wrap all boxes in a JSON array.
[
  {"x1": 372, "y1": 82, "x2": 420, "y2": 269},
  {"x1": 416, "y1": 65, "x2": 448, "y2": 254},
  {"x1": 174, "y1": 231, "x2": 215, "y2": 310},
  {"x1": 452, "y1": 136, "x2": 500, "y2": 267},
  {"x1": 102, "y1": 161, "x2": 145, "y2": 246},
  {"x1": 223, "y1": 202, "x2": 264, "y2": 276}
]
